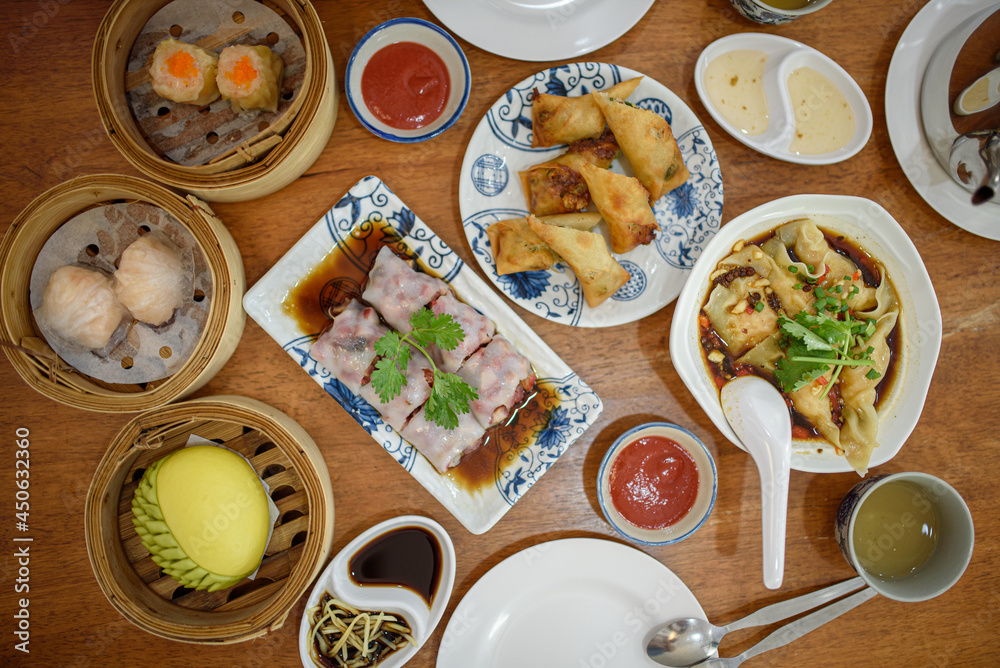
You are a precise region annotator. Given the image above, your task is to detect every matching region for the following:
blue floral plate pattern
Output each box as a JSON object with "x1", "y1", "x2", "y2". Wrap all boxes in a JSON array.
[
  {"x1": 460, "y1": 63, "x2": 724, "y2": 327},
  {"x1": 243, "y1": 176, "x2": 603, "y2": 534}
]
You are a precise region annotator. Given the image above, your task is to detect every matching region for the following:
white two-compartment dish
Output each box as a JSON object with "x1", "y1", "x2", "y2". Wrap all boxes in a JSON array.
[
  {"x1": 299, "y1": 515, "x2": 456, "y2": 668},
  {"x1": 695, "y1": 33, "x2": 873, "y2": 165},
  {"x1": 243, "y1": 175, "x2": 603, "y2": 534},
  {"x1": 668, "y1": 194, "x2": 942, "y2": 474}
]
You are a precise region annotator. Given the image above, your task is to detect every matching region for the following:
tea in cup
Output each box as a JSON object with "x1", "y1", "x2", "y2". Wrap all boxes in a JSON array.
[
  {"x1": 835, "y1": 472, "x2": 974, "y2": 602},
  {"x1": 728, "y1": 0, "x2": 835, "y2": 25}
]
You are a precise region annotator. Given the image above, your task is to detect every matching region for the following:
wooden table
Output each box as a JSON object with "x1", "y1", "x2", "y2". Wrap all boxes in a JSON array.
[{"x1": 1, "y1": 1, "x2": 997, "y2": 665}]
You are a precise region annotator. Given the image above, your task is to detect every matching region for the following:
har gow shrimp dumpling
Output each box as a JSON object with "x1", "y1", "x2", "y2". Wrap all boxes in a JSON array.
[
  {"x1": 149, "y1": 38, "x2": 221, "y2": 107},
  {"x1": 114, "y1": 233, "x2": 190, "y2": 326},
  {"x1": 216, "y1": 45, "x2": 285, "y2": 114},
  {"x1": 35, "y1": 266, "x2": 129, "y2": 350}
]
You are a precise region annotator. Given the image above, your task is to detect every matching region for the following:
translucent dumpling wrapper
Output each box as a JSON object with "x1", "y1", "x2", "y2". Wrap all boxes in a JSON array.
[
  {"x1": 149, "y1": 38, "x2": 221, "y2": 107},
  {"x1": 34, "y1": 265, "x2": 130, "y2": 352},
  {"x1": 217, "y1": 44, "x2": 285, "y2": 114},
  {"x1": 114, "y1": 232, "x2": 193, "y2": 327}
]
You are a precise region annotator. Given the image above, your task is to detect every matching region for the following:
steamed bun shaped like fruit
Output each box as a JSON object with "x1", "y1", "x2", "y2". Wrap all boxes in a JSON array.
[
  {"x1": 149, "y1": 38, "x2": 221, "y2": 107},
  {"x1": 35, "y1": 265, "x2": 130, "y2": 350},
  {"x1": 131, "y1": 446, "x2": 271, "y2": 592},
  {"x1": 114, "y1": 233, "x2": 190, "y2": 326}
]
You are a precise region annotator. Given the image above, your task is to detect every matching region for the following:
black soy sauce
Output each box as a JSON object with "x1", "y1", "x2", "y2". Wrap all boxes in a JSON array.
[{"x1": 349, "y1": 527, "x2": 441, "y2": 605}]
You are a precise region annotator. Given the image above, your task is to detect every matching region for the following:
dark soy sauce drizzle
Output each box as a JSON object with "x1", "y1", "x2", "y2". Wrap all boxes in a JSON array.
[
  {"x1": 282, "y1": 219, "x2": 562, "y2": 491},
  {"x1": 349, "y1": 527, "x2": 442, "y2": 605}
]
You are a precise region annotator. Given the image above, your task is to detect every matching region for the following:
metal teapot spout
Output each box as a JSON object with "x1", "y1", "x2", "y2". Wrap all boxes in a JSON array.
[{"x1": 950, "y1": 129, "x2": 1000, "y2": 205}]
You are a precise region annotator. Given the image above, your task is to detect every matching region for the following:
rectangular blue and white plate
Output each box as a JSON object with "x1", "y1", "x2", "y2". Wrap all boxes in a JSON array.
[{"x1": 243, "y1": 175, "x2": 603, "y2": 534}]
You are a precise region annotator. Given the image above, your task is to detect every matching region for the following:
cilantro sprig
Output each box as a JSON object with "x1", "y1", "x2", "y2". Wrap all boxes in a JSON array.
[
  {"x1": 370, "y1": 309, "x2": 478, "y2": 430},
  {"x1": 774, "y1": 291, "x2": 879, "y2": 396}
]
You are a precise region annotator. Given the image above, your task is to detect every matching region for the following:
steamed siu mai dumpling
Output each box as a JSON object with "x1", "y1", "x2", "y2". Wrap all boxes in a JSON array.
[
  {"x1": 216, "y1": 45, "x2": 284, "y2": 114},
  {"x1": 114, "y1": 233, "x2": 189, "y2": 326},
  {"x1": 149, "y1": 38, "x2": 221, "y2": 107},
  {"x1": 35, "y1": 266, "x2": 129, "y2": 350}
]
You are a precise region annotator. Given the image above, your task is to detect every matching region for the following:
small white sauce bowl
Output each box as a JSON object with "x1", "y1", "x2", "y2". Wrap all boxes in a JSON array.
[
  {"x1": 695, "y1": 33, "x2": 873, "y2": 165},
  {"x1": 345, "y1": 18, "x2": 470, "y2": 143},
  {"x1": 597, "y1": 422, "x2": 717, "y2": 546}
]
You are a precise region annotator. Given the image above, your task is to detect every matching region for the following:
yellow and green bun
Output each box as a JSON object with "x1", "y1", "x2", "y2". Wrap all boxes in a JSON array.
[{"x1": 131, "y1": 445, "x2": 271, "y2": 592}]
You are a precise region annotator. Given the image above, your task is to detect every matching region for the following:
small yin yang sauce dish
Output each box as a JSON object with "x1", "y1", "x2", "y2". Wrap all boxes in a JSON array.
[
  {"x1": 598, "y1": 422, "x2": 717, "y2": 546},
  {"x1": 695, "y1": 33, "x2": 873, "y2": 165},
  {"x1": 299, "y1": 515, "x2": 456, "y2": 668}
]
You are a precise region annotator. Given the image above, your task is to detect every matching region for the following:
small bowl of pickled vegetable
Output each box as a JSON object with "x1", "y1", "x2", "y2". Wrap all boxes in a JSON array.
[{"x1": 597, "y1": 422, "x2": 717, "y2": 546}]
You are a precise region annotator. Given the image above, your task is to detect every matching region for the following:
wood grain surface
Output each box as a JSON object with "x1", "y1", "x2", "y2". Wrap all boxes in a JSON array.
[{"x1": 1, "y1": 1, "x2": 998, "y2": 666}]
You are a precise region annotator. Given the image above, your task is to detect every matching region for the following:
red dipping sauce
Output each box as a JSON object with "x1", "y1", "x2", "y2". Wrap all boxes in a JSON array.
[
  {"x1": 609, "y1": 436, "x2": 699, "y2": 530},
  {"x1": 361, "y1": 41, "x2": 450, "y2": 130}
]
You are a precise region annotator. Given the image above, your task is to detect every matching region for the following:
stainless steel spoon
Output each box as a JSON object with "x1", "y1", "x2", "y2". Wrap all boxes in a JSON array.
[{"x1": 645, "y1": 576, "x2": 866, "y2": 667}]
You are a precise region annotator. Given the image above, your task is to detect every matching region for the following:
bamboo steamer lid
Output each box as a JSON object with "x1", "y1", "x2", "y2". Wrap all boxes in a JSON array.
[
  {"x1": 85, "y1": 395, "x2": 335, "y2": 644},
  {"x1": 0, "y1": 174, "x2": 245, "y2": 412},
  {"x1": 92, "y1": 0, "x2": 337, "y2": 203}
]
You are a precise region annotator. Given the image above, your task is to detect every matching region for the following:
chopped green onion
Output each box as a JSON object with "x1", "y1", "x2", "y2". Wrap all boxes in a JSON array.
[
  {"x1": 865, "y1": 369, "x2": 882, "y2": 380},
  {"x1": 866, "y1": 346, "x2": 875, "y2": 354},
  {"x1": 834, "y1": 285, "x2": 843, "y2": 294},
  {"x1": 843, "y1": 275, "x2": 852, "y2": 281},
  {"x1": 807, "y1": 264, "x2": 815, "y2": 272},
  {"x1": 754, "y1": 301, "x2": 764, "y2": 312},
  {"x1": 814, "y1": 287, "x2": 826, "y2": 298},
  {"x1": 793, "y1": 283, "x2": 803, "y2": 290},
  {"x1": 788, "y1": 266, "x2": 798, "y2": 273}
]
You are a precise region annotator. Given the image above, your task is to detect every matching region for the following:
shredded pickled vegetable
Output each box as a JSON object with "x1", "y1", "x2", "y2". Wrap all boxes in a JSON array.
[{"x1": 308, "y1": 593, "x2": 415, "y2": 668}]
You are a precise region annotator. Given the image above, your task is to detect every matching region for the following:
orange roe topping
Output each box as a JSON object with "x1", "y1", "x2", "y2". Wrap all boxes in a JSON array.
[
  {"x1": 225, "y1": 56, "x2": 258, "y2": 91},
  {"x1": 165, "y1": 50, "x2": 199, "y2": 81}
]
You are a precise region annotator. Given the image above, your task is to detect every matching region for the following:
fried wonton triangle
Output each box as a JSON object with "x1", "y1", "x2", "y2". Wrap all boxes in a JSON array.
[
  {"x1": 579, "y1": 163, "x2": 659, "y2": 254},
  {"x1": 527, "y1": 215, "x2": 630, "y2": 308},
  {"x1": 531, "y1": 77, "x2": 643, "y2": 147},
  {"x1": 591, "y1": 92, "x2": 690, "y2": 201},
  {"x1": 519, "y1": 129, "x2": 620, "y2": 216},
  {"x1": 487, "y1": 213, "x2": 604, "y2": 276}
]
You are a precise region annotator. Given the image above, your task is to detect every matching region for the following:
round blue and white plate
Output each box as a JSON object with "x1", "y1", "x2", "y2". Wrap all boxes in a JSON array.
[{"x1": 460, "y1": 62, "x2": 724, "y2": 328}]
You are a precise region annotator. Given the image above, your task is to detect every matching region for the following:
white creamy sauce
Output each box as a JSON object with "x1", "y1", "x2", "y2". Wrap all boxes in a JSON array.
[
  {"x1": 704, "y1": 50, "x2": 769, "y2": 136},
  {"x1": 787, "y1": 66, "x2": 856, "y2": 155}
]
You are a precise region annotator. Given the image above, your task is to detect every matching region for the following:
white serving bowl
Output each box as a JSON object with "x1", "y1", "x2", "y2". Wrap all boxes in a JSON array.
[
  {"x1": 345, "y1": 18, "x2": 470, "y2": 143},
  {"x1": 597, "y1": 422, "x2": 717, "y2": 546},
  {"x1": 668, "y1": 194, "x2": 942, "y2": 474}
]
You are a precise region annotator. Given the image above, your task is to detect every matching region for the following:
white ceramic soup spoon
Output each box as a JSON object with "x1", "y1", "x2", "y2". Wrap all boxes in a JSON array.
[{"x1": 720, "y1": 376, "x2": 792, "y2": 590}]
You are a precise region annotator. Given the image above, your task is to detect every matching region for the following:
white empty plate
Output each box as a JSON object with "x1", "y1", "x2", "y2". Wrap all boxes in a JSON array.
[
  {"x1": 422, "y1": 0, "x2": 655, "y2": 62},
  {"x1": 435, "y1": 538, "x2": 706, "y2": 668},
  {"x1": 695, "y1": 33, "x2": 873, "y2": 165}
]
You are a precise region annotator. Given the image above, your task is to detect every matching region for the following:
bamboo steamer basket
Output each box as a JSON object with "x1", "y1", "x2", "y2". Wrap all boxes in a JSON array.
[
  {"x1": 0, "y1": 174, "x2": 244, "y2": 412},
  {"x1": 93, "y1": 0, "x2": 337, "y2": 203},
  {"x1": 85, "y1": 395, "x2": 335, "y2": 644}
]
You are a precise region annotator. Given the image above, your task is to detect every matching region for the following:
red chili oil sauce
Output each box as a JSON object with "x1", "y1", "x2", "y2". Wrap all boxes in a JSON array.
[
  {"x1": 361, "y1": 41, "x2": 449, "y2": 130},
  {"x1": 609, "y1": 436, "x2": 699, "y2": 530}
]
